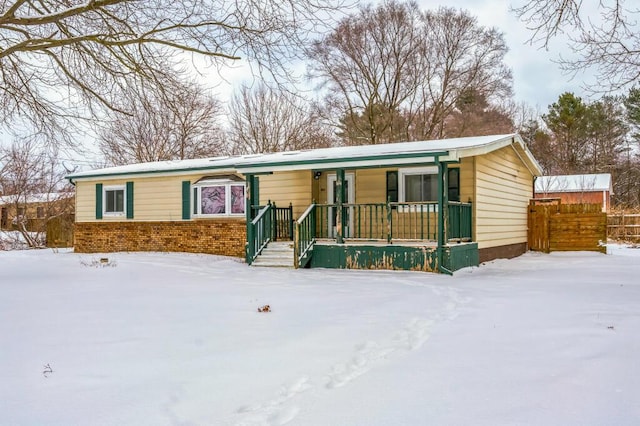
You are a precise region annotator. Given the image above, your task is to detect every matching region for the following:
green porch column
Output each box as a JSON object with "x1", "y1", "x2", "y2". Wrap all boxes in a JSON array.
[
  {"x1": 245, "y1": 174, "x2": 255, "y2": 264},
  {"x1": 437, "y1": 160, "x2": 449, "y2": 272},
  {"x1": 336, "y1": 168, "x2": 345, "y2": 244}
]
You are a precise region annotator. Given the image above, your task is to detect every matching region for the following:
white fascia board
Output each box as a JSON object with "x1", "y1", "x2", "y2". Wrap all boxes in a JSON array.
[
  {"x1": 236, "y1": 156, "x2": 440, "y2": 174},
  {"x1": 70, "y1": 167, "x2": 238, "y2": 183},
  {"x1": 455, "y1": 135, "x2": 543, "y2": 176}
]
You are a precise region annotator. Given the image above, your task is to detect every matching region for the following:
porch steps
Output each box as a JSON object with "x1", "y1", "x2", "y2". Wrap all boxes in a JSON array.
[{"x1": 251, "y1": 241, "x2": 295, "y2": 268}]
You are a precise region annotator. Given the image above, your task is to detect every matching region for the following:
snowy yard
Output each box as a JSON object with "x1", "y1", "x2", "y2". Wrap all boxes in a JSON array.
[{"x1": 1, "y1": 246, "x2": 639, "y2": 425}]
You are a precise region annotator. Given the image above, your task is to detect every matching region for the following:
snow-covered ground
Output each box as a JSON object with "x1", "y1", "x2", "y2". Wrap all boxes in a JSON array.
[{"x1": 1, "y1": 246, "x2": 639, "y2": 425}]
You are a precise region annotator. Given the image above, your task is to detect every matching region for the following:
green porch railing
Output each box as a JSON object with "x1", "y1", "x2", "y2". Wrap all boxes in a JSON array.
[
  {"x1": 250, "y1": 202, "x2": 293, "y2": 241},
  {"x1": 447, "y1": 201, "x2": 472, "y2": 241},
  {"x1": 310, "y1": 201, "x2": 471, "y2": 242},
  {"x1": 248, "y1": 203, "x2": 273, "y2": 264},
  {"x1": 294, "y1": 203, "x2": 316, "y2": 268}
]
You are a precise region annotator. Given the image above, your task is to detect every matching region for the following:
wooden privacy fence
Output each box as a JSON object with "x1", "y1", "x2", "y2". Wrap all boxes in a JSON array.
[
  {"x1": 528, "y1": 199, "x2": 606, "y2": 253},
  {"x1": 607, "y1": 212, "x2": 640, "y2": 242},
  {"x1": 46, "y1": 214, "x2": 74, "y2": 248}
]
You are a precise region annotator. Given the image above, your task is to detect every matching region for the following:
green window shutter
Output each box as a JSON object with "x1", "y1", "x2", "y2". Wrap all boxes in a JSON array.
[
  {"x1": 126, "y1": 181, "x2": 134, "y2": 219},
  {"x1": 182, "y1": 181, "x2": 191, "y2": 220},
  {"x1": 95, "y1": 183, "x2": 103, "y2": 219},
  {"x1": 386, "y1": 171, "x2": 398, "y2": 203},
  {"x1": 447, "y1": 168, "x2": 460, "y2": 202}
]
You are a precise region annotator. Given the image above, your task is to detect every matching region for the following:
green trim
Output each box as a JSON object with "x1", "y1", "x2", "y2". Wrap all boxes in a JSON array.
[
  {"x1": 235, "y1": 151, "x2": 448, "y2": 171},
  {"x1": 436, "y1": 161, "x2": 448, "y2": 273},
  {"x1": 181, "y1": 181, "x2": 191, "y2": 220},
  {"x1": 126, "y1": 181, "x2": 134, "y2": 219},
  {"x1": 95, "y1": 183, "x2": 103, "y2": 220}
]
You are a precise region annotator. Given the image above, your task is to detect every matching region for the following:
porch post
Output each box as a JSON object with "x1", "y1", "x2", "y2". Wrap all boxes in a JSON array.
[
  {"x1": 245, "y1": 173, "x2": 255, "y2": 264},
  {"x1": 437, "y1": 160, "x2": 449, "y2": 271},
  {"x1": 336, "y1": 168, "x2": 345, "y2": 244}
]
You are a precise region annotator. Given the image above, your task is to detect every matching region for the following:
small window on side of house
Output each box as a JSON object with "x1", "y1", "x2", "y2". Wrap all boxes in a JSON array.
[
  {"x1": 37, "y1": 206, "x2": 45, "y2": 218},
  {"x1": 104, "y1": 186, "x2": 125, "y2": 215}
]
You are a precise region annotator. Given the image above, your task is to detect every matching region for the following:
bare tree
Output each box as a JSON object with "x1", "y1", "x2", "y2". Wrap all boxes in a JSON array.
[
  {"x1": 0, "y1": 0, "x2": 346, "y2": 140},
  {"x1": 308, "y1": 0, "x2": 423, "y2": 144},
  {"x1": 97, "y1": 78, "x2": 225, "y2": 165},
  {"x1": 228, "y1": 84, "x2": 335, "y2": 154},
  {"x1": 0, "y1": 140, "x2": 71, "y2": 247},
  {"x1": 512, "y1": 1, "x2": 640, "y2": 92},
  {"x1": 443, "y1": 89, "x2": 513, "y2": 138},
  {"x1": 308, "y1": 2, "x2": 512, "y2": 145},
  {"x1": 412, "y1": 7, "x2": 512, "y2": 140}
]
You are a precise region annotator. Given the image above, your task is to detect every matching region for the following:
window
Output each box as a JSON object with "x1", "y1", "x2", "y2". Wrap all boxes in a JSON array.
[
  {"x1": 399, "y1": 167, "x2": 439, "y2": 202},
  {"x1": 36, "y1": 207, "x2": 45, "y2": 218},
  {"x1": 397, "y1": 166, "x2": 461, "y2": 203},
  {"x1": 104, "y1": 186, "x2": 125, "y2": 215},
  {"x1": 192, "y1": 180, "x2": 245, "y2": 216}
]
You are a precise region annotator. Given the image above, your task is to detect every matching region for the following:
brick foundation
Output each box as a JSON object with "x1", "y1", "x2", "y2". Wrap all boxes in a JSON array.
[
  {"x1": 74, "y1": 219, "x2": 246, "y2": 258},
  {"x1": 478, "y1": 242, "x2": 527, "y2": 263}
]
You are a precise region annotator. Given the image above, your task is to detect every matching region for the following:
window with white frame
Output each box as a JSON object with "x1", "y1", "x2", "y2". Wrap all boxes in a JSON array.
[
  {"x1": 396, "y1": 166, "x2": 461, "y2": 203},
  {"x1": 192, "y1": 179, "x2": 245, "y2": 216},
  {"x1": 104, "y1": 185, "x2": 125, "y2": 215},
  {"x1": 399, "y1": 167, "x2": 439, "y2": 202}
]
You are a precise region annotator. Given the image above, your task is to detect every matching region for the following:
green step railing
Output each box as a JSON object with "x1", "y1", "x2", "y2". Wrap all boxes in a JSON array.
[
  {"x1": 294, "y1": 203, "x2": 316, "y2": 268},
  {"x1": 248, "y1": 203, "x2": 273, "y2": 264}
]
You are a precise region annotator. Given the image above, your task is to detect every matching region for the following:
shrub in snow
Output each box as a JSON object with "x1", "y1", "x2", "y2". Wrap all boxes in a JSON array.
[{"x1": 80, "y1": 258, "x2": 118, "y2": 268}]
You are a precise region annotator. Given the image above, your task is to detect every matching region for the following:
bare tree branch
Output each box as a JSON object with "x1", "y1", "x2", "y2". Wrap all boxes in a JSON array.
[
  {"x1": 512, "y1": 0, "x2": 640, "y2": 93},
  {"x1": 1, "y1": 0, "x2": 348, "y2": 141}
]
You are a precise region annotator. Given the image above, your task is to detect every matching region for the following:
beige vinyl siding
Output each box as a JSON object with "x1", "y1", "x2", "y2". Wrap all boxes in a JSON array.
[
  {"x1": 355, "y1": 169, "x2": 387, "y2": 204},
  {"x1": 75, "y1": 180, "x2": 98, "y2": 222},
  {"x1": 75, "y1": 173, "x2": 244, "y2": 222},
  {"x1": 258, "y1": 170, "x2": 312, "y2": 219},
  {"x1": 474, "y1": 146, "x2": 534, "y2": 249},
  {"x1": 459, "y1": 158, "x2": 474, "y2": 203}
]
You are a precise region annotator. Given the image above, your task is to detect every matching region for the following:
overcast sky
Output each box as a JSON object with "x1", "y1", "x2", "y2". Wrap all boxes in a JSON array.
[
  {"x1": 438, "y1": 0, "x2": 592, "y2": 109},
  {"x1": 210, "y1": 0, "x2": 593, "y2": 113}
]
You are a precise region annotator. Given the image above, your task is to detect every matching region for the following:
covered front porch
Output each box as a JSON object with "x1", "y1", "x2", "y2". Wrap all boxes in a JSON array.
[{"x1": 244, "y1": 162, "x2": 478, "y2": 274}]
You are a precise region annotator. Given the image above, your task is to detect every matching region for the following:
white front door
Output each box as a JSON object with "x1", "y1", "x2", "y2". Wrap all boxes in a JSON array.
[{"x1": 327, "y1": 173, "x2": 355, "y2": 238}]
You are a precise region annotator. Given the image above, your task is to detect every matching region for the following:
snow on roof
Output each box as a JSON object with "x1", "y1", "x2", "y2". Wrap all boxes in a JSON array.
[
  {"x1": 0, "y1": 192, "x2": 74, "y2": 206},
  {"x1": 535, "y1": 174, "x2": 612, "y2": 193},
  {"x1": 68, "y1": 134, "x2": 540, "y2": 180}
]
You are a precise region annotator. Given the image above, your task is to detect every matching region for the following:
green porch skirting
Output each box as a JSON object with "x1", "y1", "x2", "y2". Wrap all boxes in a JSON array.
[{"x1": 309, "y1": 243, "x2": 478, "y2": 273}]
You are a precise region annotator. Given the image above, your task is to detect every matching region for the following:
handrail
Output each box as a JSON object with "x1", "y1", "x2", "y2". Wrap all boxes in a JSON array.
[
  {"x1": 297, "y1": 203, "x2": 316, "y2": 225},
  {"x1": 249, "y1": 203, "x2": 273, "y2": 263},
  {"x1": 294, "y1": 203, "x2": 316, "y2": 268}
]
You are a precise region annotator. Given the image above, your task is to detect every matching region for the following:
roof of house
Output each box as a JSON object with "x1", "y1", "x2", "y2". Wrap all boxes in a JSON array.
[
  {"x1": 0, "y1": 192, "x2": 74, "y2": 206},
  {"x1": 67, "y1": 134, "x2": 543, "y2": 181},
  {"x1": 535, "y1": 174, "x2": 612, "y2": 193}
]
